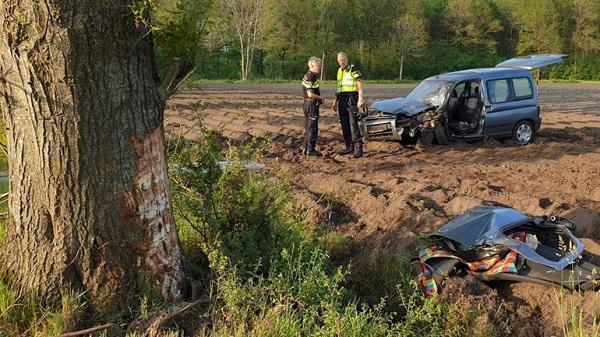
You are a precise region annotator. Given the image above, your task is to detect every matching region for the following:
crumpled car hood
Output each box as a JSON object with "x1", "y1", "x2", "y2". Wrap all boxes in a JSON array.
[
  {"x1": 370, "y1": 97, "x2": 432, "y2": 117},
  {"x1": 431, "y1": 206, "x2": 529, "y2": 247},
  {"x1": 430, "y1": 206, "x2": 584, "y2": 270}
]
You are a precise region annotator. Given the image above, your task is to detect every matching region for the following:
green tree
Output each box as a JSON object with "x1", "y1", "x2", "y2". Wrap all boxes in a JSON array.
[
  {"x1": 572, "y1": 0, "x2": 600, "y2": 57},
  {"x1": 154, "y1": 0, "x2": 214, "y2": 72},
  {"x1": 443, "y1": 0, "x2": 502, "y2": 53},
  {"x1": 349, "y1": 0, "x2": 399, "y2": 69},
  {"x1": 391, "y1": 14, "x2": 428, "y2": 80},
  {"x1": 216, "y1": 0, "x2": 266, "y2": 80},
  {"x1": 262, "y1": 0, "x2": 306, "y2": 78},
  {"x1": 422, "y1": 0, "x2": 448, "y2": 41},
  {"x1": 501, "y1": 0, "x2": 563, "y2": 54},
  {"x1": 315, "y1": 0, "x2": 343, "y2": 80}
]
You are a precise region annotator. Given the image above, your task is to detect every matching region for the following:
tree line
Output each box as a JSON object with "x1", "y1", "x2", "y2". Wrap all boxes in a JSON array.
[{"x1": 153, "y1": 0, "x2": 600, "y2": 81}]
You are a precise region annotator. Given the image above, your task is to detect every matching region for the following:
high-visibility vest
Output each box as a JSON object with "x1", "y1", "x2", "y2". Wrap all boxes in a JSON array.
[
  {"x1": 302, "y1": 74, "x2": 320, "y2": 91},
  {"x1": 337, "y1": 65, "x2": 360, "y2": 93}
]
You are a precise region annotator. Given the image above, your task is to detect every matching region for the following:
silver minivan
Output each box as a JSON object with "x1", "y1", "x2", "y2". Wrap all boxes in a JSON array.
[{"x1": 359, "y1": 55, "x2": 567, "y2": 145}]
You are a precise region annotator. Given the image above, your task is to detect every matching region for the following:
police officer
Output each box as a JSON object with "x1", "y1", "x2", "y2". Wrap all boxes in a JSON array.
[
  {"x1": 334, "y1": 52, "x2": 364, "y2": 158},
  {"x1": 302, "y1": 56, "x2": 325, "y2": 157}
]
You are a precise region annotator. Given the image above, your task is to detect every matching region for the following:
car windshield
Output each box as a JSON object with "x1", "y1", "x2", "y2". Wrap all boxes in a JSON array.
[{"x1": 407, "y1": 79, "x2": 454, "y2": 107}]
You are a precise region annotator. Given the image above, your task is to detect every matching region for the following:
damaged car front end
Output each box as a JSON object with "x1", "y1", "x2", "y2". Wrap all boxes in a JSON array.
[
  {"x1": 415, "y1": 206, "x2": 600, "y2": 295},
  {"x1": 359, "y1": 80, "x2": 452, "y2": 143}
]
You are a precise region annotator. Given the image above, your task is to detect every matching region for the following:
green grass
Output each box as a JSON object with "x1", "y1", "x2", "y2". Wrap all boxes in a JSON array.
[
  {"x1": 0, "y1": 280, "x2": 83, "y2": 337},
  {"x1": 0, "y1": 125, "x2": 517, "y2": 336}
]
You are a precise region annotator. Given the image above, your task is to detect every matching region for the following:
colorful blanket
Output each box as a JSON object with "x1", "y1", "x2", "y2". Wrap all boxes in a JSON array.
[{"x1": 418, "y1": 232, "x2": 525, "y2": 295}]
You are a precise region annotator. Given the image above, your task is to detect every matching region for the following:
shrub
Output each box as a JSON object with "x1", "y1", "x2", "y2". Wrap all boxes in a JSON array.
[{"x1": 169, "y1": 131, "x2": 299, "y2": 277}]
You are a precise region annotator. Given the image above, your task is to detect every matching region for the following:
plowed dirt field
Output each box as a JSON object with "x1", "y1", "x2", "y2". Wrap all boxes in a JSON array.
[{"x1": 166, "y1": 82, "x2": 600, "y2": 336}]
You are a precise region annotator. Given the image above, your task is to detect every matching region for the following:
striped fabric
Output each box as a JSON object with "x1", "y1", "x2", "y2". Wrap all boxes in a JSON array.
[{"x1": 418, "y1": 232, "x2": 526, "y2": 295}]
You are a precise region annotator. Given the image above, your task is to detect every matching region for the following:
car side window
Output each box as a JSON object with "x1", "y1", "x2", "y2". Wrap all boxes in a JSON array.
[
  {"x1": 512, "y1": 77, "x2": 533, "y2": 99},
  {"x1": 487, "y1": 79, "x2": 510, "y2": 104}
]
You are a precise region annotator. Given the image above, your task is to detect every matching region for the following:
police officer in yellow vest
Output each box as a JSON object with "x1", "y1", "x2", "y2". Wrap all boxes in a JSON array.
[
  {"x1": 334, "y1": 52, "x2": 364, "y2": 158},
  {"x1": 302, "y1": 56, "x2": 325, "y2": 157}
]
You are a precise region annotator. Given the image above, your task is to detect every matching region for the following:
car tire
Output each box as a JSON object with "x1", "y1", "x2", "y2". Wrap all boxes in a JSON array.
[
  {"x1": 512, "y1": 120, "x2": 535, "y2": 145},
  {"x1": 400, "y1": 129, "x2": 418, "y2": 144},
  {"x1": 418, "y1": 128, "x2": 435, "y2": 147},
  {"x1": 433, "y1": 123, "x2": 449, "y2": 145}
]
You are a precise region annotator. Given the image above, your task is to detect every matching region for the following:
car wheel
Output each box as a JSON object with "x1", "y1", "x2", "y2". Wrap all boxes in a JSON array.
[
  {"x1": 400, "y1": 129, "x2": 418, "y2": 144},
  {"x1": 433, "y1": 123, "x2": 449, "y2": 145},
  {"x1": 418, "y1": 128, "x2": 435, "y2": 147},
  {"x1": 512, "y1": 120, "x2": 534, "y2": 145}
]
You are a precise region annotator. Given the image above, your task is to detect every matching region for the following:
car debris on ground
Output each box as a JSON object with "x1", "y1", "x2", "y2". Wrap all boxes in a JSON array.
[{"x1": 415, "y1": 206, "x2": 600, "y2": 294}]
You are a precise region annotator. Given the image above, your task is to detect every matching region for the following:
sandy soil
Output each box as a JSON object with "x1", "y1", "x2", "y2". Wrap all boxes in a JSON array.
[{"x1": 166, "y1": 82, "x2": 600, "y2": 336}]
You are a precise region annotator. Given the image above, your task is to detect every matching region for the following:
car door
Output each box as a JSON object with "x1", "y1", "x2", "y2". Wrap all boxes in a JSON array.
[
  {"x1": 484, "y1": 54, "x2": 567, "y2": 137},
  {"x1": 483, "y1": 76, "x2": 537, "y2": 137}
]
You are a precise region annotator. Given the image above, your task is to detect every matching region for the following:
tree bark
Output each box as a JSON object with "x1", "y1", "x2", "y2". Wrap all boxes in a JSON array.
[
  {"x1": 278, "y1": 48, "x2": 286, "y2": 79},
  {"x1": 0, "y1": 0, "x2": 183, "y2": 307},
  {"x1": 321, "y1": 50, "x2": 325, "y2": 81},
  {"x1": 399, "y1": 52, "x2": 404, "y2": 81}
]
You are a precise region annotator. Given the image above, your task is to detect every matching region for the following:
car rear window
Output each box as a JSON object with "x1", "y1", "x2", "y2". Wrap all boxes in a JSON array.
[
  {"x1": 512, "y1": 77, "x2": 533, "y2": 98},
  {"x1": 487, "y1": 79, "x2": 509, "y2": 104}
]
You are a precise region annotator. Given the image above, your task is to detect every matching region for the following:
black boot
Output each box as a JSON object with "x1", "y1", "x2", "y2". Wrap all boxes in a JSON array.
[
  {"x1": 352, "y1": 143, "x2": 363, "y2": 158},
  {"x1": 339, "y1": 144, "x2": 353, "y2": 155},
  {"x1": 306, "y1": 149, "x2": 323, "y2": 157}
]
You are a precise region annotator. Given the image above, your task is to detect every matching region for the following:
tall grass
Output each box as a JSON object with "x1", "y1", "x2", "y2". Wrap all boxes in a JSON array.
[
  {"x1": 556, "y1": 289, "x2": 600, "y2": 337},
  {"x1": 0, "y1": 280, "x2": 84, "y2": 337}
]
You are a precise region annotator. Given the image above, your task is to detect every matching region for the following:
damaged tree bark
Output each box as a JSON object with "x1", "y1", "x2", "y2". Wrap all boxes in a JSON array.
[{"x1": 0, "y1": 0, "x2": 183, "y2": 307}]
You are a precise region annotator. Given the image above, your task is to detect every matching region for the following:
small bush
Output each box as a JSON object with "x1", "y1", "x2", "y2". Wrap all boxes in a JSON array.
[{"x1": 169, "y1": 131, "x2": 298, "y2": 277}]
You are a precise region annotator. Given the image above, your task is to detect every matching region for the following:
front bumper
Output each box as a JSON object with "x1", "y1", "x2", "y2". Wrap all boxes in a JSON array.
[{"x1": 359, "y1": 117, "x2": 403, "y2": 140}]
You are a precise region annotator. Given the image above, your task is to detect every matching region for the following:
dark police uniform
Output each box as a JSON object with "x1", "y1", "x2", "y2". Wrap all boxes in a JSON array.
[
  {"x1": 336, "y1": 65, "x2": 363, "y2": 156},
  {"x1": 302, "y1": 71, "x2": 321, "y2": 154}
]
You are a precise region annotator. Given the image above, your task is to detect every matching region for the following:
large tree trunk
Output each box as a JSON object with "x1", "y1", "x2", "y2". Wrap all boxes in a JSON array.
[{"x1": 0, "y1": 0, "x2": 183, "y2": 307}]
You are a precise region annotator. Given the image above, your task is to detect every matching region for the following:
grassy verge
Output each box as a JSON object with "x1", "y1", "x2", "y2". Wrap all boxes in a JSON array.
[{"x1": 0, "y1": 126, "x2": 510, "y2": 336}]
